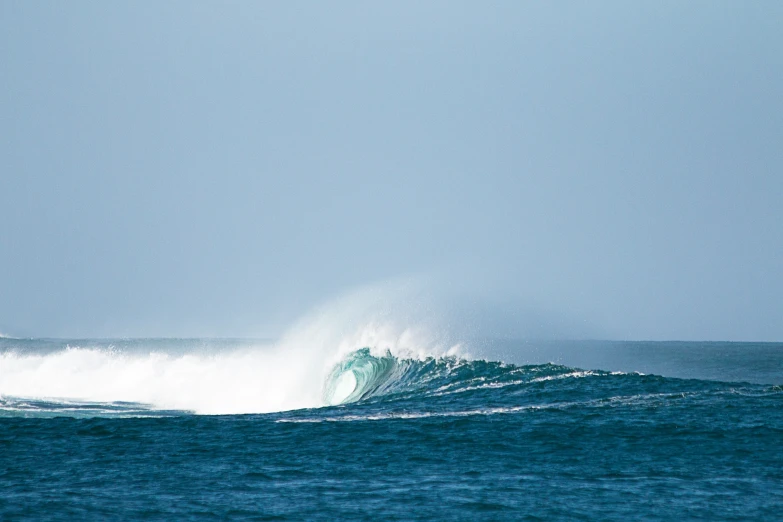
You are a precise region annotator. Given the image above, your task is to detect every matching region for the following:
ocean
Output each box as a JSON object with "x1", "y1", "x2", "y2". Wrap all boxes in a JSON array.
[{"x1": 1, "y1": 337, "x2": 781, "y2": 520}]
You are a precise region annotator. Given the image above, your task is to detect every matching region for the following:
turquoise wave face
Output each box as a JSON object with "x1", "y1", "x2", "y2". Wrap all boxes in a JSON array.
[
  {"x1": 317, "y1": 348, "x2": 783, "y2": 425},
  {"x1": 323, "y1": 348, "x2": 401, "y2": 405}
]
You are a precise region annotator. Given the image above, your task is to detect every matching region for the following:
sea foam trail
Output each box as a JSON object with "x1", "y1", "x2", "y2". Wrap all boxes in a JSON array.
[{"x1": 0, "y1": 287, "x2": 465, "y2": 415}]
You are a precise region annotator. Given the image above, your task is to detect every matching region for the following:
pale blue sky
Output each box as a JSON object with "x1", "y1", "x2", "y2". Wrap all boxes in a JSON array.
[{"x1": 1, "y1": 1, "x2": 781, "y2": 340}]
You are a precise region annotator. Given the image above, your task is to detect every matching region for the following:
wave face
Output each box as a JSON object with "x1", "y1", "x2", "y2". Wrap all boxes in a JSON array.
[
  {"x1": 312, "y1": 347, "x2": 783, "y2": 425},
  {"x1": 322, "y1": 348, "x2": 535, "y2": 406}
]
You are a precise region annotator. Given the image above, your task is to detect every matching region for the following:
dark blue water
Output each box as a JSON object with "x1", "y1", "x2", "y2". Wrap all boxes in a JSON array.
[{"x1": 1, "y1": 340, "x2": 782, "y2": 520}]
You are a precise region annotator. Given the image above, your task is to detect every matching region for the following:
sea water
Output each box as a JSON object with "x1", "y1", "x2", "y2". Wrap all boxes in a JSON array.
[{"x1": 1, "y1": 335, "x2": 781, "y2": 520}]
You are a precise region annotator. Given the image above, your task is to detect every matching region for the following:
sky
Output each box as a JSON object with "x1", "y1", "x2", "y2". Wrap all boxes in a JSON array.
[{"x1": 1, "y1": 1, "x2": 781, "y2": 340}]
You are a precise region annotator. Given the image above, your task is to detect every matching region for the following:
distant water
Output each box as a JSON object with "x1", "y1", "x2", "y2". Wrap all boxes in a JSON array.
[{"x1": 1, "y1": 337, "x2": 782, "y2": 520}]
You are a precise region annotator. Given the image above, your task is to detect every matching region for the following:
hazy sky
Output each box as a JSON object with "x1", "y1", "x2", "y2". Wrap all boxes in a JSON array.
[{"x1": 1, "y1": 1, "x2": 781, "y2": 340}]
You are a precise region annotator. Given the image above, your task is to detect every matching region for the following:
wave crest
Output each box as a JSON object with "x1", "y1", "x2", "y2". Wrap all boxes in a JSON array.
[{"x1": 322, "y1": 348, "x2": 614, "y2": 407}]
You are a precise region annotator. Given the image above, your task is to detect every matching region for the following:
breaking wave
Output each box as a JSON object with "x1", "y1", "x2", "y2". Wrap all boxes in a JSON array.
[
  {"x1": 3, "y1": 283, "x2": 777, "y2": 418},
  {"x1": 3, "y1": 336, "x2": 780, "y2": 419},
  {"x1": 321, "y1": 347, "x2": 626, "y2": 407},
  {"x1": 0, "y1": 335, "x2": 461, "y2": 416},
  {"x1": 0, "y1": 284, "x2": 467, "y2": 415}
]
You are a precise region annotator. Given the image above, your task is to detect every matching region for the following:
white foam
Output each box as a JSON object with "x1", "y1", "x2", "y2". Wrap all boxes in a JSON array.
[
  {"x1": 529, "y1": 370, "x2": 599, "y2": 382},
  {"x1": 0, "y1": 284, "x2": 464, "y2": 415},
  {"x1": 430, "y1": 379, "x2": 528, "y2": 396},
  {"x1": 276, "y1": 406, "x2": 538, "y2": 423}
]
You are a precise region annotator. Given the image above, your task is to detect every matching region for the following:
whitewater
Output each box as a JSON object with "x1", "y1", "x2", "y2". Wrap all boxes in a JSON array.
[
  {"x1": 0, "y1": 285, "x2": 471, "y2": 415},
  {"x1": 0, "y1": 332, "x2": 462, "y2": 416}
]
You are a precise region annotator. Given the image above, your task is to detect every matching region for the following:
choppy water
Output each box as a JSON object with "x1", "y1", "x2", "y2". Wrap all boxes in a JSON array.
[{"x1": 1, "y1": 337, "x2": 782, "y2": 520}]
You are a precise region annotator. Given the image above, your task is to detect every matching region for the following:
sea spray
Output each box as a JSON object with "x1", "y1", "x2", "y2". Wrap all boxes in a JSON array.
[{"x1": 0, "y1": 284, "x2": 465, "y2": 414}]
